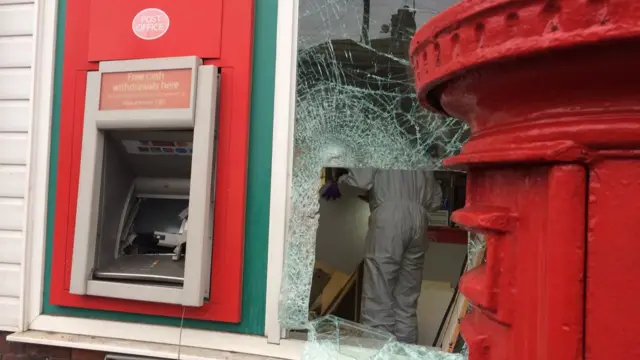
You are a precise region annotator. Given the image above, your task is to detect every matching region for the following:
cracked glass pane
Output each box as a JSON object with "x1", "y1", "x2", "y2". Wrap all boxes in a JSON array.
[
  {"x1": 280, "y1": 0, "x2": 468, "y2": 332},
  {"x1": 468, "y1": 232, "x2": 486, "y2": 268}
]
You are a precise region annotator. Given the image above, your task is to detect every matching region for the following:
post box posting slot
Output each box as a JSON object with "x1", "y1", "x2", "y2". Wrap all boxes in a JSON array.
[{"x1": 69, "y1": 56, "x2": 217, "y2": 307}]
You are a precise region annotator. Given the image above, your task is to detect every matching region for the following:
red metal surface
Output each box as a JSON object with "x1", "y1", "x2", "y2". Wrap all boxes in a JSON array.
[
  {"x1": 50, "y1": 0, "x2": 254, "y2": 322},
  {"x1": 411, "y1": 0, "x2": 640, "y2": 359},
  {"x1": 454, "y1": 166, "x2": 586, "y2": 360},
  {"x1": 587, "y1": 160, "x2": 640, "y2": 360},
  {"x1": 88, "y1": 0, "x2": 223, "y2": 61}
]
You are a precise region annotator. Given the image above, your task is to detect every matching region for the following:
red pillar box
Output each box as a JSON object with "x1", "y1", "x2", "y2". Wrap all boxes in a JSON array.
[
  {"x1": 410, "y1": 1, "x2": 640, "y2": 359},
  {"x1": 50, "y1": 0, "x2": 254, "y2": 322}
]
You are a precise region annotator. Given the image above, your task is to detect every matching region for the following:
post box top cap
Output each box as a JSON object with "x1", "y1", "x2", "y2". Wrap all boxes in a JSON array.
[{"x1": 409, "y1": 0, "x2": 640, "y2": 115}]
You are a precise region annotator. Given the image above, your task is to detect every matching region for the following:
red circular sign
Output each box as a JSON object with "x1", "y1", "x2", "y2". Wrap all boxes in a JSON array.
[{"x1": 132, "y1": 8, "x2": 170, "y2": 41}]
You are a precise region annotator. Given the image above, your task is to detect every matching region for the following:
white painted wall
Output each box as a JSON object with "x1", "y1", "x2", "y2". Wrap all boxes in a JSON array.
[
  {"x1": 0, "y1": 0, "x2": 35, "y2": 331},
  {"x1": 315, "y1": 196, "x2": 370, "y2": 274}
]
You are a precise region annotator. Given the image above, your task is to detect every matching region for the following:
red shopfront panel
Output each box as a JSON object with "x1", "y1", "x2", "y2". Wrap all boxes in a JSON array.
[
  {"x1": 88, "y1": 0, "x2": 223, "y2": 62},
  {"x1": 50, "y1": 0, "x2": 254, "y2": 322}
]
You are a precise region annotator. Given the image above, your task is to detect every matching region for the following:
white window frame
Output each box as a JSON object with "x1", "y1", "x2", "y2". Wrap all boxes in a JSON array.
[
  {"x1": 19, "y1": 0, "x2": 58, "y2": 332},
  {"x1": 17, "y1": 0, "x2": 303, "y2": 357},
  {"x1": 264, "y1": 0, "x2": 300, "y2": 345}
]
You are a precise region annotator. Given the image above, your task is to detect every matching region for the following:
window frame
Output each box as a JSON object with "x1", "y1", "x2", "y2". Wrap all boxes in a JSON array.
[{"x1": 264, "y1": 0, "x2": 301, "y2": 344}]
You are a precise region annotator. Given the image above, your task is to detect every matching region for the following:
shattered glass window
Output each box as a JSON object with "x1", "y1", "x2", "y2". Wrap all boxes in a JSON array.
[{"x1": 280, "y1": 0, "x2": 469, "y2": 330}]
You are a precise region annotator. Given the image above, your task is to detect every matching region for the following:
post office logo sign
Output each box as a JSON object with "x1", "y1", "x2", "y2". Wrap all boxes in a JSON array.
[{"x1": 132, "y1": 8, "x2": 170, "y2": 41}]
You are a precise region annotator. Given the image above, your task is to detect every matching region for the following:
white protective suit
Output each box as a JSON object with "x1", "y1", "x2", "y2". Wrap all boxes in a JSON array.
[{"x1": 337, "y1": 168, "x2": 442, "y2": 344}]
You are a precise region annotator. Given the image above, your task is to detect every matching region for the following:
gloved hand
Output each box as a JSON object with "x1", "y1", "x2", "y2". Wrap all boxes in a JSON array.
[{"x1": 321, "y1": 181, "x2": 341, "y2": 201}]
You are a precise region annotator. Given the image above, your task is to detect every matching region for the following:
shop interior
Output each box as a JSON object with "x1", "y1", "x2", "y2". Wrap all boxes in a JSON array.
[
  {"x1": 302, "y1": 168, "x2": 470, "y2": 351},
  {"x1": 66, "y1": 61, "x2": 218, "y2": 306}
]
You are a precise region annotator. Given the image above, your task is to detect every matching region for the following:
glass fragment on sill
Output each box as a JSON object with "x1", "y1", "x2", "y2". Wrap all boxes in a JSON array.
[{"x1": 302, "y1": 316, "x2": 465, "y2": 360}]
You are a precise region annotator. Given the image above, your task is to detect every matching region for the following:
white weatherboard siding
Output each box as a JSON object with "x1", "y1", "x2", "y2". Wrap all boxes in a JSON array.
[{"x1": 0, "y1": 2, "x2": 35, "y2": 330}]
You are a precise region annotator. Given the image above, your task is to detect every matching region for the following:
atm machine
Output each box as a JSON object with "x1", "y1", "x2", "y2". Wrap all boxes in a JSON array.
[
  {"x1": 50, "y1": 0, "x2": 252, "y2": 321},
  {"x1": 69, "y1": 56, "x2": 217, "y2": 306}
]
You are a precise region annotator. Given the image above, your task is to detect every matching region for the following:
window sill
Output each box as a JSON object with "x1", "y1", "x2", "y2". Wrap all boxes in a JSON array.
[{"x1": 8, "y1": 315, "x2": 303, "y2": 360}]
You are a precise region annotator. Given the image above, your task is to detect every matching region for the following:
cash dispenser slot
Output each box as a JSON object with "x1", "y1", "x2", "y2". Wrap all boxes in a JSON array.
[
  {"x1": 69, "y1": 57, "x2": 217, "y2": 306},
  {"x1": 90, "y1": 131, "x2": 192, "y2": 286}
]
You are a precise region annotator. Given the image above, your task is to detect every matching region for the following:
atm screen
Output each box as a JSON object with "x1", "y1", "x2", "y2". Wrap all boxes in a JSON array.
[{"x1": 132, "y1": 198, "x2": 188, "y2": 235}]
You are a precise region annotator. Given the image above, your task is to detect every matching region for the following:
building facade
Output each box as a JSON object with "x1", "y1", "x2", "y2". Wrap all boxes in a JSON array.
[
  {"x1": 0, "y1": 0, "x2": 37, "y2": 331},
  {"x1": 0, "y1": 0, "x2": 463, "y2": 359},
  {"x1": 0, "y1": 0, "x2": 305, "y2": 358}
]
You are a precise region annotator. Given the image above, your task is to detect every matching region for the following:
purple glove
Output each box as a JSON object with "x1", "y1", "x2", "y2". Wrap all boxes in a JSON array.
[{"x1": 321, "y1": 182, "x2": 341, "y2": 200}]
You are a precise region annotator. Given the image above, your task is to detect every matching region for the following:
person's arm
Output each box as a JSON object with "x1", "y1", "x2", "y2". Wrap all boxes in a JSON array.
[
  {"x1": 425, "y1": 171, "x2": 443, "y2": 212},
  {"x1": 337, "y1": 168, "x2": 376, "y2": 191}
]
